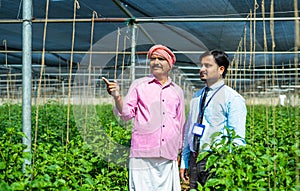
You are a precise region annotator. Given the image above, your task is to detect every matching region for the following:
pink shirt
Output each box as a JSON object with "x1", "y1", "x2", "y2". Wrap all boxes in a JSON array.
[{"x1": 115, "y1": 75, "x2": 185, "y2": 160}]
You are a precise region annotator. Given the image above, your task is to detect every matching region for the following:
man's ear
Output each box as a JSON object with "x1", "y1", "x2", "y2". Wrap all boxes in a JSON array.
[{"x1": 219, "y1": 66, "x2": 225, "y2": 76}]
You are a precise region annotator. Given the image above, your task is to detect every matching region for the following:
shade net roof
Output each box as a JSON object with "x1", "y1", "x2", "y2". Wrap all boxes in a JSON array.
[{"x1": 0, "y1": 0, "x2": 299, "y2": 93}]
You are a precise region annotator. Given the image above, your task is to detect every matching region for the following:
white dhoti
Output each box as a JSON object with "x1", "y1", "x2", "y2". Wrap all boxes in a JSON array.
[{"x1": 129, "y1": 157, "x2": 181, "y2": 191}]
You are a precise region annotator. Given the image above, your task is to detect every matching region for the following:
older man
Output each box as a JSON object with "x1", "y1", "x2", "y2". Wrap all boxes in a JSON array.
[{"x1": 103, "y1": 44, "x2": 185, "y2": 191}]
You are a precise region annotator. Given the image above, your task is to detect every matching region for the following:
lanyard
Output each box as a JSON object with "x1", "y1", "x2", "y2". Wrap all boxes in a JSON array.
[{"x1": 198, "y1": 84, "x2": 225, "y2": 119}]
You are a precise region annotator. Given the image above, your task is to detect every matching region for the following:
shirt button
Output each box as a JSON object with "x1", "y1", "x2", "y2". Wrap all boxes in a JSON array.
[
  {"x1": 162, "y1": 99, "x2": 165, "y2": 102},
  {"x1": 162, "y1": 112, "x2": 165, "y2": 115},
  {"x1": 162, "y1": 125, "x2": 165, "y2": 127},
  {"x1": 162, "y1": 139, "x2": 164, "y2": 141}
]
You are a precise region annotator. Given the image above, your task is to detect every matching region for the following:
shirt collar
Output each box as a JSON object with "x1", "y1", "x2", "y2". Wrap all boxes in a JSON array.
[
  {"x1": 207, "y1": 80, "x2": 224, "y2": 91},
  {"x1": 148, "y1": 74, "x2": 173, "y2": 87}
]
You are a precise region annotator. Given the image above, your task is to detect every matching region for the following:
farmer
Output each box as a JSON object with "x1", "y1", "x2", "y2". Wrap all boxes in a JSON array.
[
  {"x1": 179, "y1": 49, "x2": 247, "y2": 190},
  {"x1": 103, "y1": 44, "x2": 185, "y2": 191}
]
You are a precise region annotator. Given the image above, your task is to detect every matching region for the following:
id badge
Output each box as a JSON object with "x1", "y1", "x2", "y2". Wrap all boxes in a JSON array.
[{"x1": 192, "y1": 123, "x2": 205, "y2": 137}]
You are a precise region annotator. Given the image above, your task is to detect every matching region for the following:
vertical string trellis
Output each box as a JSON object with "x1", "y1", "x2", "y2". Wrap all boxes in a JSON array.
[
  {"x1": 270, "y1": 1, "x2": 278, "y2": 189},
  {"x1": 233, "y1": 40, "x2": 241, "y2": 90},
  {"x1": 242, "y1": 24, "x2": 247, "y2": 94},
  {"x1": 261, "y1": 1, "x2": 272, "y2": 189},
  {"x1": 83, "y1": 10, "x2": 98, "y2": 141},
  {"x1": 114, "y1": 27, "x2": 121, "y2": 80},
  {"x1": 252, "y1": 0, "x2": 259, "y2": 143},
  {"x1": 43, "y1": 68, "x2": 47, "y2": 102},
  {"x1": 248, "y1": 9, "x2": 255, "y2": 142},
  {"x1": 3, "y1": 40, "x2": 11, "y2": 121},
  {"x1": 66, "y1": 0, "x2": 80, "y2": 149},
  {"x1": 32, "y1": 0, "x2": 49, "y2": 168},
  {"x1": 121, "y1": 30, "x2": 130, "y2": 96}
]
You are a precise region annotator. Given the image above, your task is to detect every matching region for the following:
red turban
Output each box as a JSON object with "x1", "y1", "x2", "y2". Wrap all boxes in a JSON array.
[{"x1": 147, "y1": 44, "x2": 176, "y2": 67}]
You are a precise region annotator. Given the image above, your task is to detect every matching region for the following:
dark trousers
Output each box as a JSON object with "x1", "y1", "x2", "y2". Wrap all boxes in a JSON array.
[{"x1": 189, "y1": 152, "x2": 214, "y2": 190}]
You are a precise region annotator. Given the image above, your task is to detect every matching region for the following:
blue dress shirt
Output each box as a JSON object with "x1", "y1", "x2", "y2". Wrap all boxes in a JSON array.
[{"x1": 180, "y1": 80, "x2": 247, "y2": 169}]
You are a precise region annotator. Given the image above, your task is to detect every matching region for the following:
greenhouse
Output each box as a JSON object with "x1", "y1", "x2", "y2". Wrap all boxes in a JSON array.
[{"x1": 0, "y1": 0, "x2": 299, "y2": 190}]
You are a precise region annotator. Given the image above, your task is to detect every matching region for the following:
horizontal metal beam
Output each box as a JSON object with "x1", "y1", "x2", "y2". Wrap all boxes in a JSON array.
[
  {"x1": 0, "y1": 17, "x2": 298, "y2": 24},
  {"x1": 0, "y1": 18, "x2": 129, "y2": 24},
  {"x1": 185, "y1": 77, "x2": 299, "y2": 81},
  {"x1": 178, "y1": 66, "x2": 300, "y2": 72},
  {"x1": 1, "y1": 50, "x2": 299, "y2": 55},
  {"x1": 135, "y1": 17, "x2": 300, "y2": 22}
]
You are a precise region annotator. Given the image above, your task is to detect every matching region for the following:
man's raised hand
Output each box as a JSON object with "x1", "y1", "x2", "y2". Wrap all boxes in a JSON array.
[{"x1": 102, "y1": 77, "x2": 120, "y2": 98}]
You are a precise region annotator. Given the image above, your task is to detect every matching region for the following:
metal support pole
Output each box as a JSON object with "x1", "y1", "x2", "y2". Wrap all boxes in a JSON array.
[
  {"x1": 22, "y1": 0, "x2": 32, "y2": 172},
  {"x1": 183, "y1": 81, "x2": 186, "y2": 91},
  {"x1": 62, "y1": 80, "x2": 65, "y2": 98},
  {"x1": 130, "y1": 23, "x2": 136, "y2": 81},
  {"x1": 179, "y1": 75, "x2": 182, "y2": 86},
  {"x1": 34, "y1": 76, "x2": 37, "y2": 106}
]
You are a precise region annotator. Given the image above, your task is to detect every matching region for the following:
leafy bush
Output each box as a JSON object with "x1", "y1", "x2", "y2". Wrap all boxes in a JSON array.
[
  {"x1": 196, "y1": 105, "x2": 299, "y2": 191},
  {"x1": 0, "y1": 103, "x2": 298, "y2": 190},
  {"x1": 0, "y1": 102, "x2": 129, "y2": 190}
]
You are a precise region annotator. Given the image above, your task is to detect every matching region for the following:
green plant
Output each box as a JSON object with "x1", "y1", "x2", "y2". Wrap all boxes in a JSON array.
[{"x1": 0, "y1": 104, "x2": 298, "y2": 190}]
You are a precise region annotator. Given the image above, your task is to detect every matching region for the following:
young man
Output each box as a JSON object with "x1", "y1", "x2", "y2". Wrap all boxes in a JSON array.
[
  {"x1": 180, "y1": 50, "x2": 247, "y2": 190},
  {"x1": 103, "y1": 44, "x2": 185, "y2": 191}
]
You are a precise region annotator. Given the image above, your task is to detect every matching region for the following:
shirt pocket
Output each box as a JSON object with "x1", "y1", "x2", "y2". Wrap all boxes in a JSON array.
[{"x1": 163, "y1": 94, "x2": 180, "y2": 118}]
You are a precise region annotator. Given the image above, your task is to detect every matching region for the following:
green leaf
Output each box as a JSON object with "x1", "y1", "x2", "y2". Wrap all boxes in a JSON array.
[
  {"x1": 0, "y1": 162, "x2": 6, "y2": 170},
  {"x1": 0, "y1": 181, "x2": 12, "y2": 191},
  {"x1": 10, "y1": 182, "x2": 25, "y2": 191},
  {"x1": 206, "y1": 155, "x2": 218, "y2": 170}
]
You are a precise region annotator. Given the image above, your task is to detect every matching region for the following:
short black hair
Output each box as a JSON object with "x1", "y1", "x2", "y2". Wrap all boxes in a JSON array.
[{"x1": 200, "y1": 49, "x2": 230, "y2": 78}]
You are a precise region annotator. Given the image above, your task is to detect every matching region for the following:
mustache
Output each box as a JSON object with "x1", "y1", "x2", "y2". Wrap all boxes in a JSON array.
[{"x1": 152, "y1": 64, "x2": 163, "y2": 69}]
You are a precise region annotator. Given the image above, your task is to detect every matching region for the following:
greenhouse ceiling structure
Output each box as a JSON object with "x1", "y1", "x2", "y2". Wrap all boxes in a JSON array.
[{"x1": 0, "y1": 0, "x2": 299, "y2": 95}]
